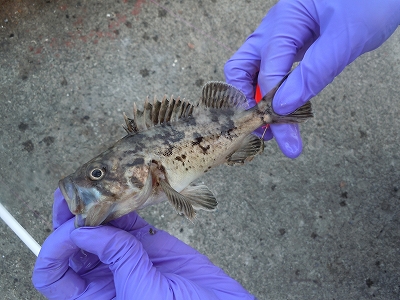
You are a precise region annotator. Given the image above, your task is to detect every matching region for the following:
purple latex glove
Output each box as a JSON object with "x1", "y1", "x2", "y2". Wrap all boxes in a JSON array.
[
  {"x1": 225, "y1": 0, "x2": 400, "y2": 158},
  {"x1": 32, "y1": 189, "x2": 255, "y2": 299}
]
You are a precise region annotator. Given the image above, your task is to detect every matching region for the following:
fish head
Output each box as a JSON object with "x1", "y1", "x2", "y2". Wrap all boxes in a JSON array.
[{"x1": 59, "y1": 145, "x2": 150, "y2": 227}]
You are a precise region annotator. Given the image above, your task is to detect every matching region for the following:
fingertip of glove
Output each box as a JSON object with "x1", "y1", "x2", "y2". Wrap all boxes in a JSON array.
[
  {"x1": 283, "y1": 146, "x2": 302, "y2": 159},
  {"x1": 279, "y1": 138, "x2": 303, "y2": 159},
  {"x1": 272, "y1": 78, "x2": 303, "y2": 115},
  {"x1": 270, "y1": 123, "x2": 303, "y2": 158},
  {"x1": 70, "y1": 227, "x2": 98, "y2": 251}
]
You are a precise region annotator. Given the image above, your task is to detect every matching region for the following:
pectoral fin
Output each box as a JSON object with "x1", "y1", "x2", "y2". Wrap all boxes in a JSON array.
[
  {"x1": 226, "y1": 134, "x2": 264, "y2": 166},
  {"x1": 159, "y1": 180, "x2": 217, "y2": 220},
  {"x1": 160, "y1": 179, "x2": 196, "y2": 219},
  {"x1": 181, "y1": 184, "x2": 218, "y2": 211}
]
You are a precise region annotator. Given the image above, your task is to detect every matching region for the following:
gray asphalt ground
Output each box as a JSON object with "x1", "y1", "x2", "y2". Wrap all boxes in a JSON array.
[{"x1": 0, "y1": 0, "x2": 399, "y2": 299}]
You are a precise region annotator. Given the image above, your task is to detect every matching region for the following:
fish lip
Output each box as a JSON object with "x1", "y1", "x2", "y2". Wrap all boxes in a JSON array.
[
  {"x1": 59, "y1": 177, "x2": 79, "y2": 213},
  {"x1": 59, "y1": 176, "x2": 104, "y2": 227},
  {"x1": 58, "y1": 177, "x2": 89, "y2": 227}
]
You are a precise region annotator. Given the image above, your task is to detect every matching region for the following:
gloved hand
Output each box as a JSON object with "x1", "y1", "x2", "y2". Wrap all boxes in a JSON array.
[
  {"x1": 225, "y1": 0, "x2": 400, "y2": 158},
  {"x1": 32, "y1": 189, "x2": 255, "y2": 300}
]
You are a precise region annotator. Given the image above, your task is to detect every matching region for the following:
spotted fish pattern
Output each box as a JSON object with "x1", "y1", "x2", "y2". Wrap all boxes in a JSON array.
[{"x1": 59, "y1": 74, "x2": 313, "y2": 227}]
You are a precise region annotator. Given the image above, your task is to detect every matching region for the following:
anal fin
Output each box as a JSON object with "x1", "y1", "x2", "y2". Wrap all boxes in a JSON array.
[
  {"x1": 226, "y1": 134, "x2": 264, "y2": 166},
  {"x1": 159, "y1": 180, "x2": 217, "y2": 220}
]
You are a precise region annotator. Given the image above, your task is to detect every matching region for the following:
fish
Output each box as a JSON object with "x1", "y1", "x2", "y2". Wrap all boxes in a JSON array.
[{"x1": 59, "y1": 73, "x2": 313, "y2": 227}]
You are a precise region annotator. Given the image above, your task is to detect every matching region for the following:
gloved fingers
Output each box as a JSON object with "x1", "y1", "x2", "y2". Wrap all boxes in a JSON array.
[
  {"x1": 108, "y1": 211, "x2": 149, "y2": 232},
  {"x1": 53, "y1": 188, "x2": 74, "y2": 230},
  {"x1": 32, "y1": 218, "x2": 87, "y2": 299},
  {"x1": 224, "y1": 47, "x2": 260, "y2": 108},
  {"x1": 225, "y1": 0, "x2": 319, "y2": 109},
  {"x1": 135, "y1": 229, "x2": 254, "y2": 299},
  {"x1": 71, "y1": 226, "x2": 164, "y2": 298},
  {"x1": 272, "y1": 0, "x2": 400, "y2": 116},
  {"x1": 271, "y1": 25, "x2": 358, "y2": 116},
  {"x1": 270, "y1": 123, "x2": 302, "y2": 158},
  {"x1": 258, "y1": 0, "x2": 399, "y2": 159},
  {"x1": 71, "y1": 226, "x2": 144, "y2": 267},
  {"x1": 254, "y1": 9, "x2": 313, "y2": 158},
  {"x1": 72, "y1": 226, "x2": 254, "y2": 299},
  {"x1": 69, "y1": 248, "x2": 102, "y2": 276},
  {"x1": 253, "y1": 0, "x2": 319, "y2": 93}
]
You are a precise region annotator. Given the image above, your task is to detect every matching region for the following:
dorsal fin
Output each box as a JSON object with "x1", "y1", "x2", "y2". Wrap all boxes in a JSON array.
[
  {"x1": 123, "y1": 96, "x2": 195, "y2": 134},
  {"x1": 123, "y1": 81, "x2": 246, "y2": 134},
  {"x1": 200, "y1": 81, "x2": 248, "y2": 110}
]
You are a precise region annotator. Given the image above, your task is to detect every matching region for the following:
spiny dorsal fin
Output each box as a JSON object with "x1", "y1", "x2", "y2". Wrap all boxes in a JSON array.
[
  {"x1": 123, "y1": 96, "x2": 195, "y2": 134},
  {"x1": 200, "y1": 81, "x2": 248, "y2": 110}
]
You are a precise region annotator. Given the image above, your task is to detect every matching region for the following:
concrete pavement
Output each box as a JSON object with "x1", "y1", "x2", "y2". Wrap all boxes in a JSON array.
[{"x1": 0, "y1": 0, "x2": 399, "y2": 299}]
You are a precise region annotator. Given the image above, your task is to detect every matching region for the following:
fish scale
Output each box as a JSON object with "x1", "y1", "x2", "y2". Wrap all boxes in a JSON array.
[{"x1": 59, "y1": 73, "x2": 313, "y2": 227}]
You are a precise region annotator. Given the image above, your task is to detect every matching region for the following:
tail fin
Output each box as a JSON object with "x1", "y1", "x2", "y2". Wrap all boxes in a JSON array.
[
  {"x1": 260, "y1": 72, "x2": 313, "y2": 124},
  {"x1": 270, "y1": 101, "x2": 313, "y2": 123}
]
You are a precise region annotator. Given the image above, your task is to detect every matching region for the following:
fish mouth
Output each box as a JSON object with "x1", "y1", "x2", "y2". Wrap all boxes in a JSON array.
[
  {"x1": 58, "y1": 177, "x2": 102, "y2": 227},
  {"x1": 59, "y1": 177, "x2": 79, "y2": 212}
]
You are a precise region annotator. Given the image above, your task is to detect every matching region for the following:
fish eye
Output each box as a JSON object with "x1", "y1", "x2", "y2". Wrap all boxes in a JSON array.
[{"x1": 89, "y1": 168, "x2": 105, "y2": 180}]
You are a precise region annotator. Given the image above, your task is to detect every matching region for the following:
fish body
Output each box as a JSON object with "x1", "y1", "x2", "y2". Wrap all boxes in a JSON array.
[{"x1": 59, "y1": 75, "x2": 313, "y2": 227}]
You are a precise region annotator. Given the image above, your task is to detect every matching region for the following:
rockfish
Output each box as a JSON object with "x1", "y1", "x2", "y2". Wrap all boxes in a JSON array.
[{"x1": 59, "y1": 74, "x2": 313, "y2": 227}]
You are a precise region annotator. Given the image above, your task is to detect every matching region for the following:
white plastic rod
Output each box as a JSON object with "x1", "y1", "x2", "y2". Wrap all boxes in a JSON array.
[{"x1": 0, "y1": 202, "x2": 41, "y2": 257}]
